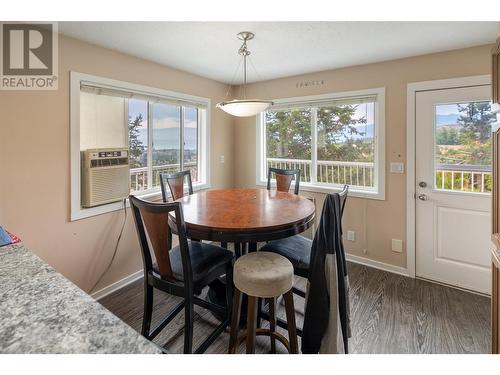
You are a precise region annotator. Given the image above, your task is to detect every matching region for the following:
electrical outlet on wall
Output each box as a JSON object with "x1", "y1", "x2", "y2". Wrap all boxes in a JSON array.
[
  {"x1": 347, "y1": 231, "x2": 355, "y2": 241},
  {"x1": 220, "y1": 155, "x2": 225, "y2": 164},
  {"x1": 391, "y1": 239, "x2": 403, "y2": 253}
]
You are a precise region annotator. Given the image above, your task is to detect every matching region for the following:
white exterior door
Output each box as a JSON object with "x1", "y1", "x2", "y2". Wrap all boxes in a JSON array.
[{"x1": 415, "y1": 85, "x2": 493, "y2": 294}]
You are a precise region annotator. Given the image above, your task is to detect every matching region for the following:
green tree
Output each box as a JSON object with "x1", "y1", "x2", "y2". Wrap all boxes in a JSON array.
[
  {"x1": 266, "y1": 108, "x2": 312, "y2": 159},
  {"x1": 265, "y1": 104, "x2": 371, "y2": 162},
  {"x1": 457, "y1": 102, "x2": 495, "y2": 142},
  {"x1": 436, "y1": 127, "x2": 460, "y2": 145},
  {"x1": 448, "y1": 128, "x2": 460, "y2": 145},
  {"x1": 437, "y1": 127, "x2": 449, "y2": 145},
  {"x1": 316, "y1": 105, "x2": 372, "y2": 162},
  {"x1": 129, "y1": 114, "x2": 145, "y2": 168},
  {"x1": 437, "y1": 102, "x2": 495, "y2": 166}
]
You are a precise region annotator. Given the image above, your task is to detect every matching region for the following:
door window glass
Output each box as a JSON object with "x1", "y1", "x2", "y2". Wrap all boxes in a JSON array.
[{"x1": 434, "y1": 101, "x2": 495, "y2": 193}]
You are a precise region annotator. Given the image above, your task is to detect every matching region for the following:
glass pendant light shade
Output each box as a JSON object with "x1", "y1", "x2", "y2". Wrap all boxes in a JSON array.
[
  {"x1": 216, "y1": 99, "x2": 273, "y2": 117},
  {"x1": 217, "y1": 31, "x2": 273, "y2": 117}
]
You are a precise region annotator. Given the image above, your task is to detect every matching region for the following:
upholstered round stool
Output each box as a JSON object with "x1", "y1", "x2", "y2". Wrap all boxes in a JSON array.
[{"x1": 228, "y1": 251, "x2": 299, "y2": 354}]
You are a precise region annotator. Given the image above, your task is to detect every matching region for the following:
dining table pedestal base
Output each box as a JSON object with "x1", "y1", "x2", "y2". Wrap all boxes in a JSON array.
[{"x1": 206, "y1": 242, "x2": 256, "y2": 324}]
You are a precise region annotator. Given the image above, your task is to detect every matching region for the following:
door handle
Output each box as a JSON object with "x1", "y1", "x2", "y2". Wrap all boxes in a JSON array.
[{"x1": 418, "y1": 194, "x2": 428, "y2": 201}]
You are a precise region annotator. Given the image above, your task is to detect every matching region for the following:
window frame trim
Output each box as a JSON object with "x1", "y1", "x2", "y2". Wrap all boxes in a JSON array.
[
  {"x1": 70, "y1": 71, "x2": 211, "y2": 221},
  {"x1": 256, "y1": 87, "x2": 386, "y2": 200}
]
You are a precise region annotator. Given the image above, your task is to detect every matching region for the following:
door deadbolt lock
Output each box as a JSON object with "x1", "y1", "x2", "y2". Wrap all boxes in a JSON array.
[{"x1": 418, "y1": 181, "x2": 427, "y2": 188}]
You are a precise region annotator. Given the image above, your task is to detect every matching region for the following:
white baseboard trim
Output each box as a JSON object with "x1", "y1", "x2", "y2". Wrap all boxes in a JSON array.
[
  {"x1": 346, "y1": 253, "x2": 410, "y2": 277},
  {"x1": 89, "y1": 254, "x2": 409, "y2": 300},
  {"x1": 91, "y1": 269, "x2": 144, "y2": 301}
]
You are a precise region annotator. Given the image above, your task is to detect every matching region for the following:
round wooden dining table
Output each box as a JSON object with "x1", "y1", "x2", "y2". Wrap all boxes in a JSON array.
[
  {"x1": 172, "y1": 188, "x2": 316, "y2": 318},
  {"x1": 174, "y1": 187, "x2": 316, "y2": 246}
]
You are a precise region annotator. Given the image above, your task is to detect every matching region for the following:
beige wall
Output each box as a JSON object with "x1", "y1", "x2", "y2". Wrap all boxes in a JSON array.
[
  {"x1": 234, "y1": 45, "x2": 493, "y2": 269},
  {"x1": 0, "y1": 36, "x2": 493, "y2": 294},
  {"x1": 0, "y1": 35, "x2": 234, "y2": 292}
]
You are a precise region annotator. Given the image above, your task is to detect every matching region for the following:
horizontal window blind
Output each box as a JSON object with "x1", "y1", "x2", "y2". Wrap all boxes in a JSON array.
[
  {"x1": 80, "y1": 82, "x2": 208, "y2": 109},
  {"x1": 270, "y1": 95, "x2": 377, "y2": 111}
]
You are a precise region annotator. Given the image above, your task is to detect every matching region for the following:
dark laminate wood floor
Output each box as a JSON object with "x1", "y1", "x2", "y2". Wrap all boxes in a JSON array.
[{"x1": 99, "y1": 262, "x2": 491, "y2": 354}]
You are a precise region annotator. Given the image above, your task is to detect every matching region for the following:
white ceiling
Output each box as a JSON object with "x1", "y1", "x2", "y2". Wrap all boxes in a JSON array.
[{"x1": 59, "y1": 22, "x2": 498, "y2": 84}]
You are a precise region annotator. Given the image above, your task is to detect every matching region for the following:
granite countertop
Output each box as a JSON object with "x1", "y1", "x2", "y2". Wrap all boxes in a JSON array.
[{"x1": 0, "y1": 244, "x2": 162, "y2": 354}]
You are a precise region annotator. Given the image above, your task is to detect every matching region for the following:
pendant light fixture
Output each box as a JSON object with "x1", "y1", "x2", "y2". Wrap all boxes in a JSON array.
[{"x1": 216, "y1": 32, "x2": 273, "y2": 117}]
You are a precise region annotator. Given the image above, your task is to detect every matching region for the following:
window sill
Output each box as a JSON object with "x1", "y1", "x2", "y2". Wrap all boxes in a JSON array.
[
  {"x1": 70, "y1": 182, "x2": 210, "y2": 221},
  {"x1": 256, "y1": 180, "x2": 385, "y2": 200}
]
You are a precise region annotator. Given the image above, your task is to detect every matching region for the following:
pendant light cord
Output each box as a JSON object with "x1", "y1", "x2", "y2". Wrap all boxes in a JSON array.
[
  {"x1": 215, "y1": 31, "x2": 274, "y2": 115},
  {"x1": 247, "y1": 55, "x2": 264, "y2": 83},
  {"x1": 242, "y1": 51, "x2": 247, "y2": 99},
  {"x1": 222, "y1": 58, "x2": 243, "y2": 100},
  {"x1": 222, "y1": 33, "x2": 258, "y2": 101},
  {"x1": 237, "y1": 36, "x2": 251, "y2": 100}
]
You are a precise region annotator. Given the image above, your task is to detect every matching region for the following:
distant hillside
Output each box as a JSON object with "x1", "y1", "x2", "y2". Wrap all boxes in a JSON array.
[
  {"x1": 436, "y1": 114, "x2": 459, "y2": 126},
  {"x1": 138, "y1": 127, "x2": 197, "y2": 150},
  {"x1": 438, "y1": 123, "x2": 462, "y2": 130},
  {"x1": 350, "y1": 117, "x2": 463, "y2": 139}
]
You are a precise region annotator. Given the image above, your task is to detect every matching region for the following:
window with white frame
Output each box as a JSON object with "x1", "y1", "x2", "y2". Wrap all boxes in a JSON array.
[
  {"x1": 257, "y1": 89, "x2": 385, "y2": 199},
  {"x1": 71, "y1": 72, "x2": 210, "y2": 220},
  {"x1": 125, "y1": 98, "x2": 203, "y2": 193}
]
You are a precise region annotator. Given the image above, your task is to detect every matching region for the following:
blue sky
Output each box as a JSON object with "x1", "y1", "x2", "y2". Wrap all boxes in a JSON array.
[
  {"x1": 435, "y1": 103, "x2": 460, "y2": 125},
  {"x1": 350, "y1": 103, "x2": 374, "y2": 135},
  {"x1": 434, "y1": 102, "x2": 491, "y2": 126},
  {"x1": 128, "y1": 99, "x2": 198, "y2": 129}
]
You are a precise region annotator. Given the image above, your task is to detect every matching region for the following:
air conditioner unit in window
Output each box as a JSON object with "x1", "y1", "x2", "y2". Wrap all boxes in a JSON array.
[{"x1": 81, "y1": 148, "x2": 130, "y2": 208}]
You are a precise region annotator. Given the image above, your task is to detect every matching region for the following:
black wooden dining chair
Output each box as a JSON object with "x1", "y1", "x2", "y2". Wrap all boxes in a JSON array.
[
  {"x1": 129, "y1": 195, "x2": 234, "y2": 354},
  {"x1": 160, "y1": 170, "x2": 194, "y2": 202},
  {"x1": 261, "y1": 184, "x2": 349, "y2": 296},
  {"x1": 259, "y1": 185, "x2": 348, "y2": 337},
  {"x1": 159, "y1": 170, "x2": 196, "y2": 248},
  {"x1": 267, "y1": 167, "x2": 301, "y2": 195}
]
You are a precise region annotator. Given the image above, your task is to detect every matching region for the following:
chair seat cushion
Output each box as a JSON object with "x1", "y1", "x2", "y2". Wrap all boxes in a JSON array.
[
  {"x1": 259, "y1": 235, "x2": 312, "y2": 277},
  {"x1": 233, "y1": 252, "x2": 294, "y2": 298},
  {"x1": 155, "y1": 241, "x2": 233, "y2": 288}
]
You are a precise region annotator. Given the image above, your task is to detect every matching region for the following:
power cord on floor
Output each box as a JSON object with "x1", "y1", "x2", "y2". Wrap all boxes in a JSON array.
[{"x1": 89, "y1": 198, "x2": 127, "y2": 294}]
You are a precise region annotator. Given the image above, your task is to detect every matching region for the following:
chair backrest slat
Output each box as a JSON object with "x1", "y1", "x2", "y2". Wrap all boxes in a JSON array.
[
  {"x1": 160, "y1": 170, "x2": 194, "y2": 202},
  {"x1": 129, "y1": 195, "x2": 192, "y2": 282},
  {"x1": 276, "y1": 173, "x2": 294, "y2": 193},
  {"x1": 140, "y1": 209, "x2": 173, "y2": 279},
  {"x1": 267, "y1": 167, "x2": 301, "y2": 195}
]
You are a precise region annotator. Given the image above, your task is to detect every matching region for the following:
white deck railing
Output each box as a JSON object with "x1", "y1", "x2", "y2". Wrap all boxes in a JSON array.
[
  {"x1": 267, "y1": 158, "x2": 375, "y2": 187},
  {"x1": 267, "y1": 158, "x2": 492, "y2": 193},
  {"x1": 129, "y1": 159, "x2": 491, "y2": 193},
  {"x1": 130, "y1": 162, "x2": 198, "y2": 192},
  {"x1": 436, "y1": 164, "x2": 491, "y2": 193}
]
